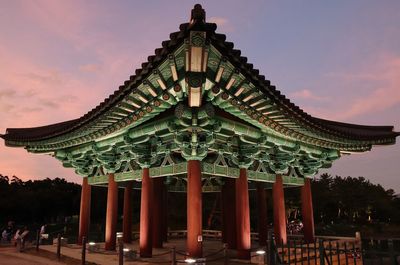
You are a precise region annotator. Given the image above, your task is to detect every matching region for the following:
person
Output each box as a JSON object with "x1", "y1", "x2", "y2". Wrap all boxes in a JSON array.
[
  {"x1": 6, "y1": 221, "x2": 13, "y2": 242},
  {"x1": 20, "y1": 226, "x2": 29, "y2": 249},
  {"x1": 1, "y1": 229, "x2": 8, "y2": 243},
  {"x1": 40, "y1": 224, "x2": 46, "y2": 235},
  {"x1": 14, "y1": 227, "x2": 21, "y2": 249},
  {"x1": 39, "y1": 224, "x2": 47, "y2": 244}
]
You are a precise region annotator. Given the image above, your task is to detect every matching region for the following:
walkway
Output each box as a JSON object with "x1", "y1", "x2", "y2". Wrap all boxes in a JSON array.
[
  {"x1": 40, "y1": 239, "x2": 264, "y2": 264},
  {"x1": 0, "y1": 246, "x2": 64, "y2": 265}
]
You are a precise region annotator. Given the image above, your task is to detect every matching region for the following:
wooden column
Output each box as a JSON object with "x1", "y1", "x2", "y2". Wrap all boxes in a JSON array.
[
  {"x1": 221, "y1": 177, "x2": 237, "y2": 249},
  {"x1": 187, "y1": 160, "x2": 202, "y2": 258},
  {"x1": 123, "y1": 181, "x2": 133, "y2": 243},
  {"x1": 273, "y1": 175, "x2": 287, "y2": 245},
  {"x1": 78, "y1": 177, "x2": 91, "y2": 245},
  {"x1": 236, "y1": 168, "x2": 251, "y2": 260},
  {"x1": 140, "y1": 168, "x2": 153, "y2": 257},
  {"x1": 162, "y1": 185, "x2": 168, "y2": 242},
  {"x1": 152, "y1": 177, "x2": 163, "y2": 248},
  {"x1": 105, "y1": 174, "x2": 118, "y2": 250},
  {"x1": 301, "y1": 178, "x2": 315, "y2": 243},
  {"x1": 257, "y1": 183, "x2": 268, "y2": 246}
]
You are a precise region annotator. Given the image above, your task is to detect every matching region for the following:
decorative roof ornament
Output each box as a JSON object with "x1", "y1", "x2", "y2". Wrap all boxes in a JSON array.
[
  {"x1": 1, "y1": 4, "x2": 398, "y2": 158},
  {"x1": 189, "y1": 4, "x2": 206, "y2": 26}
]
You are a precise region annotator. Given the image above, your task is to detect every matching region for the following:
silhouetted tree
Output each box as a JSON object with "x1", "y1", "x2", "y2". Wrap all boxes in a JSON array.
[{"x1": 310, "y1": 173, "x2": 399, "y2": 224}]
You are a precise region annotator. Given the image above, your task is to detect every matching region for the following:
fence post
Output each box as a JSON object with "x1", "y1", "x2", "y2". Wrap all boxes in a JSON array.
[
  {"x1": 356, "y1": 232, "x2": 365, "y2": 265},
  {"x1": 171, "y1": 247, "x2": 176, "y2": 265},
  {"x1": 118, "y1": 240, "x2": 123, "y2": 265},
  {"x1": 223, "y1": 243, "x2": 228, "y2": 265},
  {"x1": 388, "y1": 239, "x2": 397, "y2": 265},
  {"x1": 267, "y1": 236, "x2": 272, "y2": 265},
  {"x1": 81, "y1": 236, "x2": 86, "y2": 265},
  {"x1": 319, "y1": 239, "x2": 325, "y2": 265},
  {"x1": 269, "y1": 232, "x2": 277, "y2": 265},
  {"x1": 264, "y1": 244, "x2": 268, "y2": 265},
  {"x1": 57, "y1": 234, "x2": 61, "y2": 260},
  {"x1": 36, "y1": 229, "x2": 40, "y2": 251}
]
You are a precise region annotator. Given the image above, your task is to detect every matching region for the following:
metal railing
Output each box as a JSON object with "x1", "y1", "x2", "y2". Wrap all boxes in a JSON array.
[
  {"x1": 31, "y1": 230, "x2": 400, "y2": 265},
  {"x1": 271, "y1": 234, "x2": 363, "y2": 265},
  {"x1": 361, "y1": 238, "x2": 400, "y2": 265}
]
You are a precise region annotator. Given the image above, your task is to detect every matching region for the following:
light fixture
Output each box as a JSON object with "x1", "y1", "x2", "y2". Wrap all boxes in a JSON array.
[
  {"x1": 123, "y1": 248, "x2": 136, "y2": 260},
  {"x1": 88, "y1": 241, "x2": 99, "y2": 252},
  {"x1": 256, "y1": 249, "x2": 266, "y2": 255},
  {"x1": 185, "y1": 258, "x2": 197, "y2": 263}
]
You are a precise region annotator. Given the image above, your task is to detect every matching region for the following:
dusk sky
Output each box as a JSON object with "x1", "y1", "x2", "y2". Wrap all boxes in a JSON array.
[{"x1": 0, "y1": 1, "x2": 399, "y2": 191}]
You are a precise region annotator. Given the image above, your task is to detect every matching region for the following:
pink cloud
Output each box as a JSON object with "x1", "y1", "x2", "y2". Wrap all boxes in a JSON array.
[
  {"x1": 79, "y1": 63, "x2": 101, "y2": 73},
  {"x1": 337, "y1": 56, "x2": 400, "y2": 119},
  {"x1": 0, "y1": 2, "x2": 154, "y2": 182},
  {"x1": 290, "y1": 89, "x2": 327, "y2": 101},
  {"x1": 209, "y1": 16, "x2": 234, "y2": 32},
  {"x1": 18, "y1": 1, "x2": 88, "y2": 47},
  {"x1": 0, "y1": 2, "x2": 397, "y2": 191},
  {"x1": 300, "y1": 54, "x2": 400, "y2": 124},
  {"x1": 0, "y1": 147, "x2": 81, "y2": 183},
  {"x1": 0, "y1": 89, "x2": 16, "y2": 99}
]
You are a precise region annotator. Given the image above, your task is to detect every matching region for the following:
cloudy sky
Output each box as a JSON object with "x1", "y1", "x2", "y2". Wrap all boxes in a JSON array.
[{"x1": 0, "y1": 1, "x2": 399, "y2": 191}]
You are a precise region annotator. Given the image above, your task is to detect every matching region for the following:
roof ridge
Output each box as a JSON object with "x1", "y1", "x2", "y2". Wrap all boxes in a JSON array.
[{"x1": 3, "y1": 4, "x2": 398, "y2": 145}]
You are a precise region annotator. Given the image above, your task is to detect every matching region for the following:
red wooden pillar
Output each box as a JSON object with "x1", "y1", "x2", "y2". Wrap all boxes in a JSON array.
[
  {"x1": 152, "y1": 177, "x2": 163, "y2": 248},
  {"x1": 140, "y1": 168, "x2": 153, "y2": 257},
  {"x1": 273, "y1": 175, "x2": 287, "y2": 245},
  {"x1": 301, "y1": 178, "x2": 315, "y2": 243},
  {"x1": 105, "y1": 174, "x2": 118, "y2": 250},
  {"x1": 78, "y1": 177, "x2": 91, "y2": 245},
  {"x1": 162, "y1": 184, "x2": 168, "y2": 242},
  {"x1": 123, "y1": 181, "x2": 133, "y2": 244},
  {"x1": 221, "y1": 177, "x2": 237, "y2": 249},
  {"x1": 187, "y1": 160, "x2": 202, "y2": 258},
  {"x1": 236, "y1": 168, "x2": 251, "y2": 260},
  {"x1": 257, "y1": 183, "x2": 268, "y2": 246}
]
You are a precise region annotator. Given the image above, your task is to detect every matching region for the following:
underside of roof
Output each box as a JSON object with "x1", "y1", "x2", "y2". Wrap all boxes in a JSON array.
[{"x1": 1, "y1": 4, "x2": 399, "y2": 153}]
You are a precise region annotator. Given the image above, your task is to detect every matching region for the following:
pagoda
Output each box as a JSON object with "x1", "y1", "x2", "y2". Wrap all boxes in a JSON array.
[{"x1": 1, "y1": 4, "x2": 398, "y2": 260}]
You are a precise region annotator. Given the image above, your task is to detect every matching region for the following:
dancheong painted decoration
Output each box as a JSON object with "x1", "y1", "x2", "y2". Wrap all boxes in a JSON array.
[{"x1": 1, "y1": 4, "x2": 398, "y2": 259}]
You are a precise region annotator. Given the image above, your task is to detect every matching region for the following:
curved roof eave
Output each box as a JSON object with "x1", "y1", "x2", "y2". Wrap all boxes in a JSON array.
[{"x1": 2, "y1": 5, "x2": 399, "y2": 146}]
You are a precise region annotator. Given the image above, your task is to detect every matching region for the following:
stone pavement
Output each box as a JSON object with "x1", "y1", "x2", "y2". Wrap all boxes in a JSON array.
[
  {"x1": 39, "y1": 239, "x2": 264, "y2": 264},
  {"x1": 0, "y1": 246, "x2": 64, "y2": 265}
]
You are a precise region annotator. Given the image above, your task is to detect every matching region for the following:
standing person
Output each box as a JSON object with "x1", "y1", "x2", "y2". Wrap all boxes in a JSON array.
[{"x1": 14, "y1": 227, "x2": 21, "y2": 249}]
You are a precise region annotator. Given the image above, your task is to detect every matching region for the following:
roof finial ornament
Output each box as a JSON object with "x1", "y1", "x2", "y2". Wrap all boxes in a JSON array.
[{"x1": 190, "y1": 4, "x2": 206, "y2": 25}]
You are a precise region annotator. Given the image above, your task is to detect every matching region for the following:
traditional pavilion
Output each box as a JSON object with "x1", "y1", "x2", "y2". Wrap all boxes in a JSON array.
[{"x1": 1, "y1": 4, "x2": 399, "y2": 260}]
